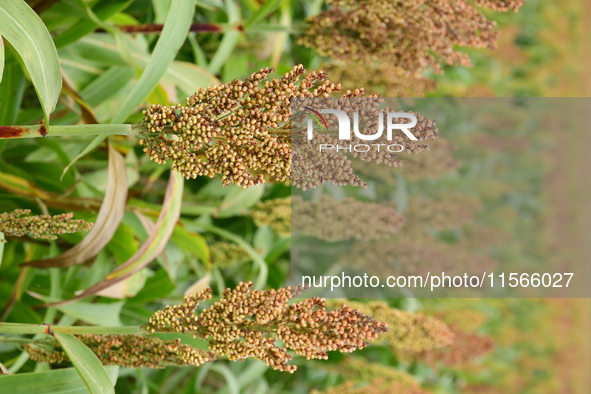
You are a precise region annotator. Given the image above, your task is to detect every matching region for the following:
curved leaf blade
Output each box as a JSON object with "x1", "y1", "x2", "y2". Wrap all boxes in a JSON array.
[
  {"x1": 44, "y1": 171, "x2": 183, "y2": 306},
  {"x1": 0, "y1": 0, "x2": 61, "y2": 121},
  {"x1": 0, "y1": 367, "x2": 118, "y2": 394},
  {"x1": 23, "y1": 144, "x2": 128, "y2": 268},
  {"x1": 54, "y1": 334, "x2": 115, "y2": 394},
  {"x1": 0, "y1": 36, "x2": 4, "y2": 85},
  {"x1": 111, "y1": 0, "x2": 195, "y2": 123}
]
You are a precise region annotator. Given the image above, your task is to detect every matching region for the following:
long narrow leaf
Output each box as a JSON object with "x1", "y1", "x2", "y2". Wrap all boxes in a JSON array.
[
  {"x1": 44, "y1": 171, "x2": 183, "y2": 306},
  {"x1": 0, "y1": 367, "x2": 118, "y2": 394},
  {"x1": 23, "y1": 144, "x2": 128, "y2": 268},
  {"x1": 0, "y1": 36, "x2": 4, "y2": 85},
  {"x1": 0, "y1": 60, "x2": 26, "y2": 124},
  {"x1": 243, "y1": 0, "x2": 284, "y2": 28},
  {"x1": 111, "y1": 0, "x2": 195, "y2": 123},
  {"x1": 0, "y1": 0, "x2": 61, "y2": 121},
  {"x1": 54, "y1": 334, "x2": 115, "y2": 394}
]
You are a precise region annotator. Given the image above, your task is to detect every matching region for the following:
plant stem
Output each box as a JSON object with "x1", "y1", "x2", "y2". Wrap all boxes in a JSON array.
[
  {"x1": 0, "y1": 323, "x2": 145, "y2": 335},
  {"x1": 0, "y1": 124, "x2": 141, "y2": 139}
]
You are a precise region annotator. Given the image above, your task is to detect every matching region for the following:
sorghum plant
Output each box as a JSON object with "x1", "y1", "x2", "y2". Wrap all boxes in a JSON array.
[
  {"x1": 145, "y1": 282, "x2": 388, "y2": 372},
  {"x1": 5, "y1": 282, "x2": 388, "y2": 373}
]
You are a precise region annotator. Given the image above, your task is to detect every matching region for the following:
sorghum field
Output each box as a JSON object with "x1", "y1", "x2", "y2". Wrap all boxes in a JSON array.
[{"x1": 0, "y1": 0, "x2": 589, "y2": 393}]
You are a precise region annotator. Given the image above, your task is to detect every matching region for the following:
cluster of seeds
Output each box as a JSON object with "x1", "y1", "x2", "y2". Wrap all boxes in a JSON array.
[
  {"x1": 476, "y1": 0, "x2": 525, "y2": 11},
  {"x1": 292, "y1": 195, "x2": 405, "y2": 241},
  {"x1": 299, "y1": 0, "x2": 524, "y2": 94},
  {"x1": 25, "y1": 335, "x2": 214, "y2": 368},
  {"x1": 399, "y1": 325, "x2": 494, "y2": 367},
  {"x1": 315, "y1": 357, "x2": 429, "y2": 394},
  {"x1": 329, "y1": 300, "x2": 454, "y2": 353},
  {"x1": 0, "y1": 209, "x2": 93, "y2": 241},
  {"x1": 321, "y1": 61, "x2": 438, "y2": 97},
  {"x1": 250, "y1": 197, "x2": 291, "y2": 237},
  {"x1": 144, "y1": 282, "x2": 388, "y2": 372},
  {"x1": 405, "y1": 192, "x2": 481, "y2": 231},
  {"x1": 340, "y1": 234, "x2": 497, "y2": 279},
  {"x1": 141, "y1": 65, "x2": 345, "y2": 188},
  {"x1": 352, "y1": 137, "x2": 460, "y2": 184},
  {"x1": 315, "y1": 379, "x2": 428, "y2": 394},
  {"x1": 210, "y1": 242, "x2": 251, "y2": 269}
]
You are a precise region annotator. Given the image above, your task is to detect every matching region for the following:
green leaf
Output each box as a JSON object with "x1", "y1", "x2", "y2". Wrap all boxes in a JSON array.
[
  {"x1": 208, "y1": 0, "x2": 241, "y2": 75},
  {"x1": 111, "y1": 0, "x2": 195, "y2": 123},
  {"x1": 0, "y1": 36, "x2": 4, "y2": 85},
  {"x1": 0, "y1": 59, "x2": 25, "y2": 125},
  {"x1": 217, "y1": 184, "x2": 265, "y2": 217},
  {"x1": 31, "y1": 295, "x2": 124, "y2": 326},
  {"x1": 54, "y1": 334, "x2": 115, "y2": 394},
  {"x1": 171, "y1": 226, "x2": 210, "y2": 266},
  {"x1": 49, "y1": 171, "x2": 184, "y2": 305},
  {"x1": 210, "y1": 364, "x2": 240, "y2": 394},
  {"x1": 0, "y1": 0, "x2": 61, "y2": 121},
  {"x1": 0, "y1": 367, "x2": 119, "y2": 394},
  {"x1": 243, "y1": 0, "x2": 284, "y2": 28},
  {"x1": 54, "y1": 0, "x2": 132, "y2": 49}
]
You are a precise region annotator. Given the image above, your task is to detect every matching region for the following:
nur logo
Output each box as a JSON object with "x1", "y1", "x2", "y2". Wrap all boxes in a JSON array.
[{"x1": 304, "y1": 108, "x2": 418, "y2": 141}]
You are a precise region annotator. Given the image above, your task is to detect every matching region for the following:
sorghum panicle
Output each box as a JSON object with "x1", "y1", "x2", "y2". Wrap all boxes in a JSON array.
[
  {"x1": 25, "y1": 335, "x2": 214, "y2": 368},
  {"x1": 292, "y1": 195, "x2": 405, "y2": 241},
  {"x1": 316, "y1": 357, "x2": 429, "y2": 394},
  {"x1": 145, "y1": 282, "x2": 388, "y2": 372},
  {"x1": 405, "y1": 192, "x2": 481, "y2": 231},
  {"x1": 251, "y1": 197, "x2": 291, "y2": 237},
  {"x1": 352, "y1": 138, "x2": 460, "y2": 184},
  {"x1": 299, "y1": 0, "x2": 524, "y2": 76},
  {"x1": 141, "y1": 65, "x2": 345, "y2": 188},
  {"x1": 0, "y1": 209, "x2": 93, "y2": 241},
  {"x1": 328, "y1": 300, "x2": 454, "y2": 353},
  {"x1": 210, "y1": 242, "x2": 251, "y2": 269},
  {"x1": 399, "y1": 325, "x2": 494, "y2": 367}
]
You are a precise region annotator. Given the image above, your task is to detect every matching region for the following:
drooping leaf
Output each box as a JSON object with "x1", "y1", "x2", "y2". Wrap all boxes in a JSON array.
[
  {"x1": 54, "y1": 334, "x2": 115, "y2": 394},
  {"x1": 23, "y1": 144, "x2": 128, "y2": 268},
  {"x1": 94, "y1": 268, "x2": 151, "y2": 299},
  {"x1": 44, "y1": 171, "x2": 183, "y2": 306},
  {"x1": 0, "y1": 0, "x2": 62, "y2": 121},
  {"x1": 0, "y1": 366, "x2": 119, "y2": 394}
]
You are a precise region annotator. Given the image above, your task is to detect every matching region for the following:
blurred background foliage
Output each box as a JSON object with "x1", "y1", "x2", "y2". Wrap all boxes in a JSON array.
[{"x1": 0, "y1": 0, "x2": 590, "y2": 393}]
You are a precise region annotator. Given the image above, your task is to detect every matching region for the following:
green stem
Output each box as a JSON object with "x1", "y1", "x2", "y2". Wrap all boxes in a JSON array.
[
  {"x1": 0, "y1": 124, "x2": 140, "y2": 139},
  {"x1": 0, "y1": 323, "x2": 145, "y2": 335}
]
